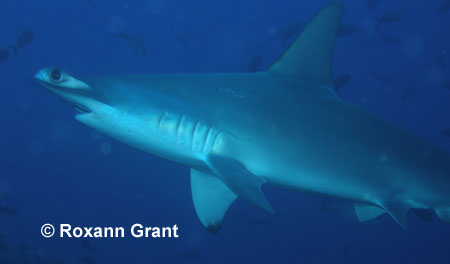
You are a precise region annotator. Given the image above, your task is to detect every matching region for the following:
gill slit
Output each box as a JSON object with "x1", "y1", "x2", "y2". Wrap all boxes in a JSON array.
[
  {"x1": 202, "y1": 126, "x2": 214, "y2": 153},
  {"x1": 157, "y1": 111, "x2": 167, "y2": 136},
  {"x1": 175, "y1": 115, "x2": 185, "y2": 144}
]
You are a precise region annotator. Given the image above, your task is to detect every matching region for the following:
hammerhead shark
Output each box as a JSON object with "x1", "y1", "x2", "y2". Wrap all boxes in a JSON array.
[{"x1": 35, "y1": 2, "x2": 450, "y2": 233}]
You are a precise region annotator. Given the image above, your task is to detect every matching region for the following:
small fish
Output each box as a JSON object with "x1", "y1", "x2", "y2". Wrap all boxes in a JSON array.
[
  {"x1": 369, "y1": 71, "x2": 393, "y2": 85},
  {"x1": 367, "y1": 0, "x2": 381, "y2": 9},
  {"x1": 80, "y1": 239, "x2": 94, "y2": 253},
  {"x1": 379, "y1": 10, "x2": 406, "y2": 23},
  {"x1": 117, "y1": 32, "x2": 146, "y2": 56},
  {"x1": 438, "y1": 0, "x2": 450, "y2": 13},
  {"x1": 248, "y1": 55, "x2": 263, "y2": 72},
  {"x1": 82, "y1": 256, "x2": 96, "y2": 264},
  {"x1": 0, "y1": 49, "x2": 10, "y2": 64},
  {"x1": 0, "y1": 206, "x2": 19, "y2": 216},
  {"x1": 10, "y1": 30, "x2": 35, "y2": 55},
  {"x1": 333, "y1": 74, "x2": 351, "y2": 92},
  {"x1": 443, "y1": 128, "x2": 450, "y2": 137},
  {"x1": 338, "y1": 24, "x2": 357, "y2": 37},
  {"x1": 443, "y1": 80, "x2": 450, "y2": 90}
]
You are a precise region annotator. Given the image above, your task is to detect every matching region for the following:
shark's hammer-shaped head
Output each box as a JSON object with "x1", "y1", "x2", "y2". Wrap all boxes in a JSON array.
[
  {"x1": 34, "y1": 67, "x2": 210, "y2": 167},
  {"x1": 34, "y1": 67, "x2": 129, "y2": 146},
  {"x1": 34, "y1": 67, "x2": 100, "y2": 115}
]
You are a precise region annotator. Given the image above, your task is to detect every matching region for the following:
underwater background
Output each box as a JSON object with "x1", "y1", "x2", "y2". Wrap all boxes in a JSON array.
[{"x1": 1, "y1": 0, "x2": 450, "y2": 263}]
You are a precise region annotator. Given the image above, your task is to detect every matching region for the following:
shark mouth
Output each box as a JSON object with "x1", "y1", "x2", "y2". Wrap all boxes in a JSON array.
[{"x1": 45, "y1": 85, "x2": 94, "y2": 115}]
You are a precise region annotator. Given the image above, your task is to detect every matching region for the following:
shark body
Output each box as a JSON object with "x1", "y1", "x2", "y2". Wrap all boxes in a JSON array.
[{"x1": 35, "y1": 2, "x2": 450, "y2": 232}]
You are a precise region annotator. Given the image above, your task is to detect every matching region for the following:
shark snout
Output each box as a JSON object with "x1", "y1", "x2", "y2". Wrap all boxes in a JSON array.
[
  {"x1": 35, "y1": 67, "x2": 97, "y2": 114},
  {"x1": 33, "y1": 69, "x2": 48, "y2": 83},
  {"x1": 34, "y1": 67, "x2": 91, "y2": 93}
]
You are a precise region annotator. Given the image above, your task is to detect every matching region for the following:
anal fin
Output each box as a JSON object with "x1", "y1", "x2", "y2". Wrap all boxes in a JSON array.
[
  {"x1": 191, "y1": 169, "x2": 237, "y2": 234},
  {"x1": 207, "y1": 155, "x2": 274, "y2": 214}
]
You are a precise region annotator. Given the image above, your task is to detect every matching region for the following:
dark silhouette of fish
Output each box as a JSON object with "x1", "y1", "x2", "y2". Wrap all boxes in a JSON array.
[
  {"x1": 248, "y1": 56, "x2": 263, "y2": 72},
  {"x1": 367, "y1": 0, "x2": 381, "y2": 9},
  {"x1": 378, "y1": 10, "x2": 406, "y2": 23},
  {"x1": 0, "y1": 49, "x2": 9, "y2": 64},
  {"x1": 369, "y1": 71, "x2": 392, "y2": 85},
  {"x1": 443, "y1": 80, "x2": 450, "y2": 90},
  {"x1": 338, "y1": 24, "x2": 357, "y2": 37},
  {"x1": 116, "y1": 32, "x2": 146, "y2": 56},
  {"x1": 0, "y1": 206, "x2": 19, "y2": 216},
  {"x1": 10, "y1": 30, "x2": 35, "y2": 55},
  {"x1": 391, "y1": 83, "x2": 417, "y2": 105},
  {"x1": 438, "y1": 0, "x2": 450, "y2": 13},
  {"x1": 333, "y1": 74, "x2": 351, "y2": 93},
  {"x1": 81, "y1": 239, "x2": 94, "y2": 253}
]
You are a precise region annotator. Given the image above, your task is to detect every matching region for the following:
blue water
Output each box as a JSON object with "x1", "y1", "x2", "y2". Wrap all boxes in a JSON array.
[{"x1": 1, "y1": 0, "x2": 450, "y2": 263}]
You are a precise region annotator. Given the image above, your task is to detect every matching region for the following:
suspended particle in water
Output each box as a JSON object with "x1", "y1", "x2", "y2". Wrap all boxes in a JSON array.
[
  {"x1": 379, "y1": 154, "x2": 388, "y2": 163},
  {"x1": 100, "y1": 142, "x2": 112, "y2": 155}
]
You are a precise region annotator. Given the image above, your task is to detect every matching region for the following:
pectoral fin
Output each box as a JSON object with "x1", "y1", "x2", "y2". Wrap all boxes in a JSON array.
[
  {"x1": 353, "y1": 203, "x2": 385, "y2": 222},
  {"x1": 190, "y1": 169, "x2": 237, "y2": 234},
  {"x1": 207, "y1": 155, "x2": 274, "y2": 214}
]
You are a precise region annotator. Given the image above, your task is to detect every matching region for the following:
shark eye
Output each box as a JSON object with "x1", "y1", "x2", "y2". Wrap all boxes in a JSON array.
[{"x1": 50, "y1": 68, "x2": 63, "y2": 82}]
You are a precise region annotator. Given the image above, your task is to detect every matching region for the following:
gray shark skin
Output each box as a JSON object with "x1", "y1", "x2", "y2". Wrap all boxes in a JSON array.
[{"x1": 35, "y1": 2, "x2": 450, "y2": 233}]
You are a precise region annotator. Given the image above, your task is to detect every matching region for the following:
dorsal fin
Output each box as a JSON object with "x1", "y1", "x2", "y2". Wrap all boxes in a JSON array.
[{"x1": 268, "y1": 1, "x2": 344, "y2": 84}]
